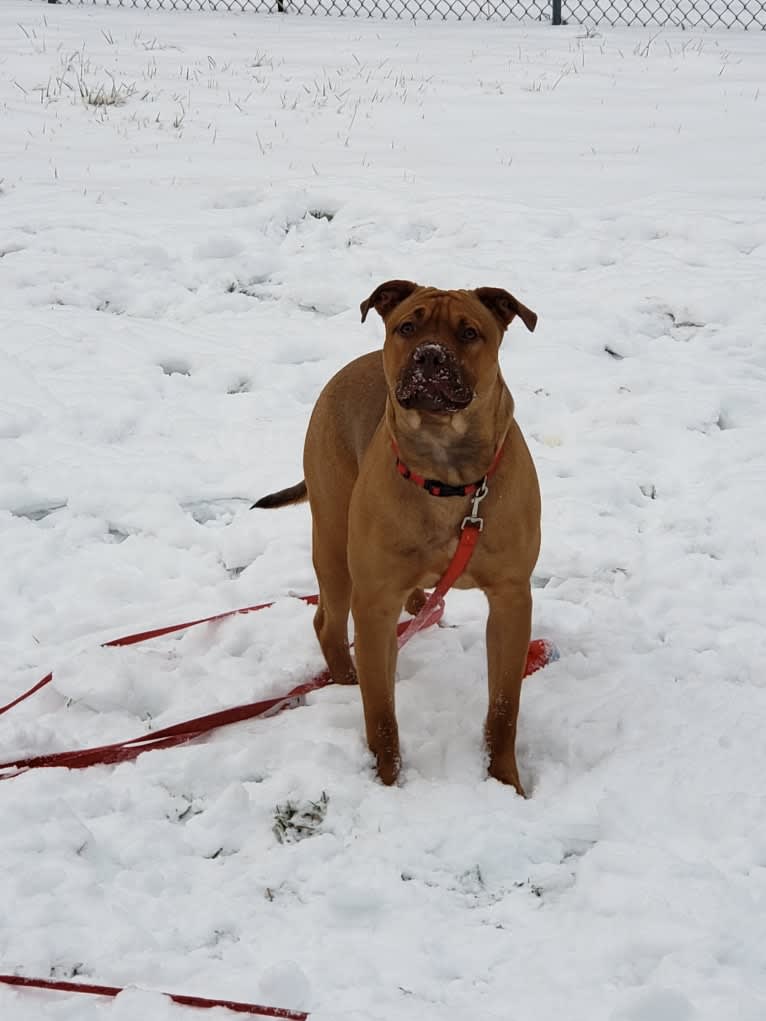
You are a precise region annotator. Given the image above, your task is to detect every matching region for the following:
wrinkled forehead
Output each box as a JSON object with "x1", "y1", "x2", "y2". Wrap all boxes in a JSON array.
[{"x1": 392, "y1": 288, "x2": 496, "y2": 331}]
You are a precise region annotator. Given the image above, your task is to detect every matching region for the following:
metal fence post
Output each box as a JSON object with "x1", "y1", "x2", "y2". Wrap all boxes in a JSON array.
[{"x1": 551, "y1": 0, "x2": 562, "y2": 24}]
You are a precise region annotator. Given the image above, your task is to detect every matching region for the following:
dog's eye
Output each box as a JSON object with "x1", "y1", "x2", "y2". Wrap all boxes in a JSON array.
[
  {"x1": 398, "y1": 322, "x2": 416, "y2": 337},
  {"x1": 461, "y1": 326, "x2": 479, "y2": 343}
]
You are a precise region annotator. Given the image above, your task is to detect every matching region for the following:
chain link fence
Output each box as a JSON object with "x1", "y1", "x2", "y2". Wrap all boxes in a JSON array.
[{"x1": 47, "y1": 0, "x2": 766, "y2": 29}]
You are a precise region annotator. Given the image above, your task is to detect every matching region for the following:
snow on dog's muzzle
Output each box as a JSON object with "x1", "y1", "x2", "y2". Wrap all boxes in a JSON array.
[{"x1": 395, "y1": 343, "x2": 473, "y2": 414}]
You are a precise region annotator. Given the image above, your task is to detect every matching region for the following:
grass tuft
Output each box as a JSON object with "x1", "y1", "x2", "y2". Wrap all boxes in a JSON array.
[
  {"x1": 79, "y1": 77, "x2": 136, "y2": 107},
  {"x1": 273, "y1": 793, "x2": 329, "y2": 844}
]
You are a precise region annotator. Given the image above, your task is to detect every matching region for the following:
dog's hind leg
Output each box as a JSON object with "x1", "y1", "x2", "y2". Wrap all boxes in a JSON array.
[
  {"x1": 311, "y1": 520, "x2": 357, "y2": 685},
  {"x1": 483, "y1": 581, "x2": 532, "y2": 797}
]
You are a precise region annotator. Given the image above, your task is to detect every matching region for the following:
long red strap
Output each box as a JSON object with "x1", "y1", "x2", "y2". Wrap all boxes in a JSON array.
[
  {"x1": 0, "y1": 597, "x2": 315, "y2": 720},
  {"x1": 0, "y1": 588, "x2": 450, "y2": 778},
  {"x1": 0, "y1": 973, "x2": 307, "y2": 1019},
  {"x1": 0, "y1": 525, "x2": 557, "y2": 779}
]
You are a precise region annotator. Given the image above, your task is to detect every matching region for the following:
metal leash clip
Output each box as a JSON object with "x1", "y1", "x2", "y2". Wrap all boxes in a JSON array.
[
  {"x1": 260, "y1": 695, "x2": 307, "y2": 719},
  {"x1": 461, "y1": 477, "x2": 490, "y2": 532}
]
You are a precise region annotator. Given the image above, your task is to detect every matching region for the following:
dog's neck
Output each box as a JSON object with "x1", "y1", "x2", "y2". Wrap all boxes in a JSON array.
[{"x1": 385, "y1": 378, "x2": 514, "y2": 487}]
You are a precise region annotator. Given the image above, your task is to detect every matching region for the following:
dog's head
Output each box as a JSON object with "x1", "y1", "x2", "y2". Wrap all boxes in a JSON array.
[{"x1": 360, "y1": 280, "x2": 537, "y2": 418}]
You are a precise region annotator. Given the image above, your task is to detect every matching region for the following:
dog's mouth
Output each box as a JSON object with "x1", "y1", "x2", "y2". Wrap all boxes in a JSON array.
[
  {"x1": 396, "y1": 383, "x2": 473, "y2": 414},
  {"x1": 395, "y1": 350, "x2": 474, "y2": 415}
]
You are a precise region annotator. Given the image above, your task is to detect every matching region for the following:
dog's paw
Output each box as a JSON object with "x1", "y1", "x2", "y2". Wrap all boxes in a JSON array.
[
  {"x1": 487, "y1": 757, "x2": 526, "y2": 797},
  {"x1": 369, "y1": 730, "x2": 401, "y2": 786},
  {"x1": 404, "y1": 587, "x2": 427, "y2": 616},
  {"x1": 333, "y1": 665, "x2": 358, "y2": 685},
  {"x1": 376, "y1": 755, "x2": 401, "y2": 787}
]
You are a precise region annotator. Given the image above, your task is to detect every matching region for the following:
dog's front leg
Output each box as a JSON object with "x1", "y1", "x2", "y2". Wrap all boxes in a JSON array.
[
  {"x1": 351, "y1": 588, "x2": 403, "y2": 785},
  {"x1": 484, "y1": 582, "x2": 533, "y2": 796}
]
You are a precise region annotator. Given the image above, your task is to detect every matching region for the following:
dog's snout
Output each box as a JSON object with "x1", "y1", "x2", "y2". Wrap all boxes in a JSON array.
[
  {"x1": 412, "y1": 344, "x2": 447, "y2": 372},
  {"x1": 396, "y1": 338, "x2": 472, "y2": 413}
]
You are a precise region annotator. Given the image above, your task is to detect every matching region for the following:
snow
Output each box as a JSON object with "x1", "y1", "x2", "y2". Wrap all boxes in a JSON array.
[{"x1": 1, "y1": 3, "x2": 766, "y2": 1019}]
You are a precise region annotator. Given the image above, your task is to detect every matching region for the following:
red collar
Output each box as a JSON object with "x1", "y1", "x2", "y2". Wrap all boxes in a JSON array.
[{"x1": 391, "y1": 439, "x2": 504, "y2": 498}]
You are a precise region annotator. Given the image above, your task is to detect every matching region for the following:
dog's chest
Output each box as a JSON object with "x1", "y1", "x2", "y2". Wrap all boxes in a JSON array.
[
  {"x1": 395, "y1": 487, "x2": 520, "y2": 590},
  {"x1": 394, "y1": 511, "x2": 481, "y2": 588}
]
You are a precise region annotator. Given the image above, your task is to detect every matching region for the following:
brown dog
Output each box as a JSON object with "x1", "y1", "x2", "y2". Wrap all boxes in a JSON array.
[{"x1": 254, "y1": 281, "x2": 540, "y2": 793}]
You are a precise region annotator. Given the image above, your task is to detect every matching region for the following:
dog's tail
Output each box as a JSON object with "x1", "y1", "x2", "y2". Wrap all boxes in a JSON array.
[{"x1": 251, "y1": 481, "x2": 308, "y2": 510}]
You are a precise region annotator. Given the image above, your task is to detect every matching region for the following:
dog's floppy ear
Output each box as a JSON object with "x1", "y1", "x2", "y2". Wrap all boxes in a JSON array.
[
  {"x1": 360, "y1": 279, "x2": 420, "y2": 323},
  {"x1": 474, "y1": 287, "x2": 538, "y2": 333}
]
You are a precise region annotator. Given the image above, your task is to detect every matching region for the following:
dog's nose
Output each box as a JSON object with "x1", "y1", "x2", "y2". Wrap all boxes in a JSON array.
[{"x1": 412, "y1": 344, "x2": 447, "y2": 373}]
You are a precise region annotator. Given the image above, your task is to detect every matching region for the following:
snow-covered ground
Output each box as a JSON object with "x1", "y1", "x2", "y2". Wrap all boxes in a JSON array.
[{"x1": 1, "y1": 4, "x2": 766, "y2": 1019}]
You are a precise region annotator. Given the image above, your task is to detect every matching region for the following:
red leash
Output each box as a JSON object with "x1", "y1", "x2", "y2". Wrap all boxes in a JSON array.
[
  {"x1": 0, "y1": 974, "x2": 307, "y2": 1019},
  {"x1": 0, "y1": 597, "x2": 315, "y2": 720},
  {"x1": 0, "y1": 594, "x2": 445, "y2": 779},
  {"x1": 0, "y1": 508, "x2": 557, "y2": 779}
]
